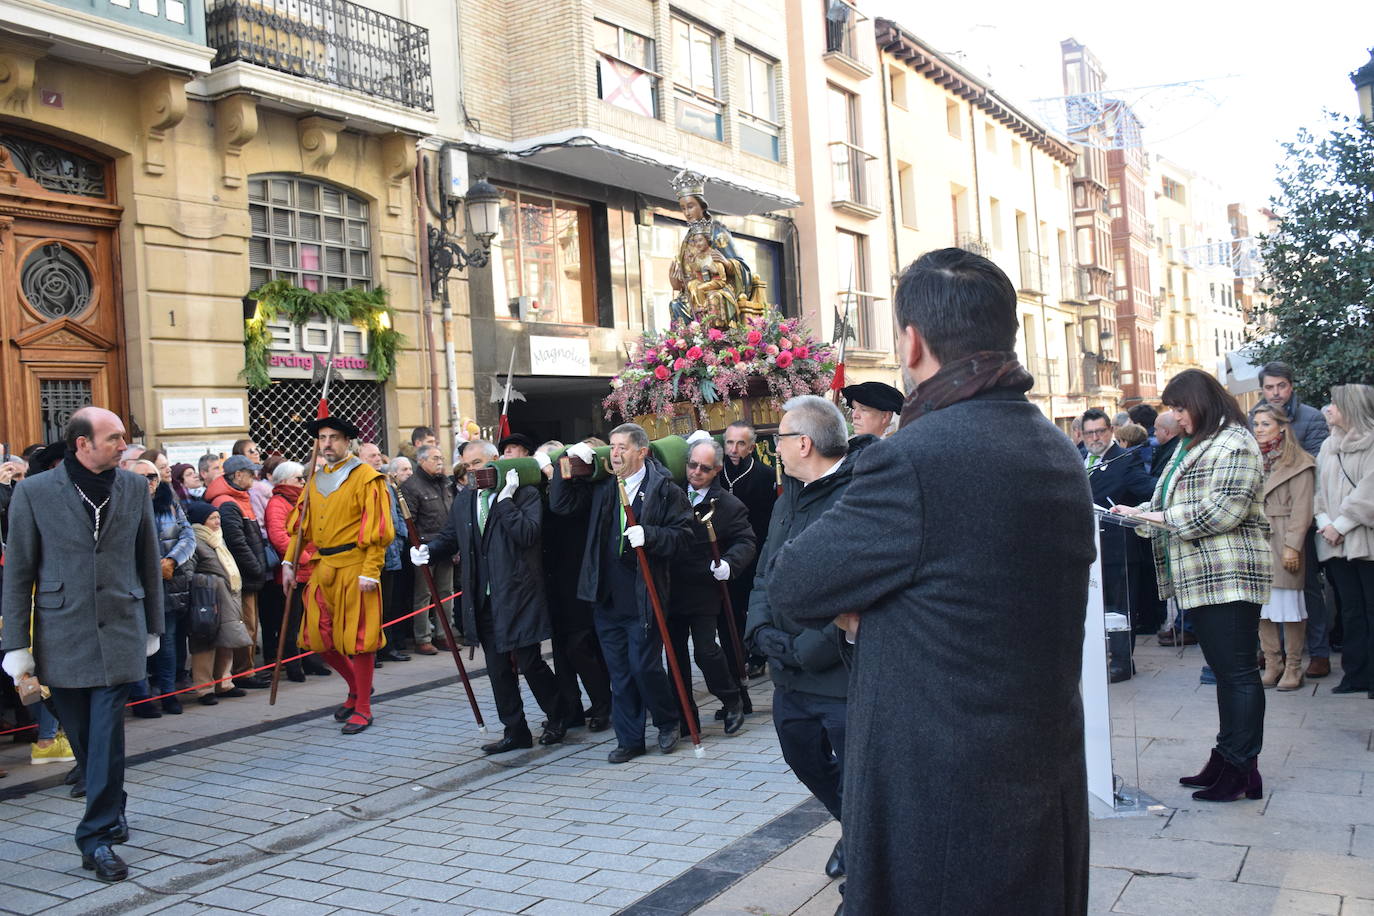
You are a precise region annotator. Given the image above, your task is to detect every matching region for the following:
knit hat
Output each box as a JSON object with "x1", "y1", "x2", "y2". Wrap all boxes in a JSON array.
[{"x1": 185, "y1": 500, "x2": 218, "y2": 525}]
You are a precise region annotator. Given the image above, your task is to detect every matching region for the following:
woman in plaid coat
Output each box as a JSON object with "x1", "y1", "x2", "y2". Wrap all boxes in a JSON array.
[{"x1": 1115, "y1": 369, "x2": 1271, "y2": 803}]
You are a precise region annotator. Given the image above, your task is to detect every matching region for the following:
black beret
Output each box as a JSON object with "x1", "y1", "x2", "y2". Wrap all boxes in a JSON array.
[
  {"x1": 497, "y1": 433, "x2": 536, "y2": 454},
  {"x1": 306, "y1": 415, "x2": 361, "y2": 440},
  {"x1": 841, "y1": 381, "x2": 905, "y2": 414}
]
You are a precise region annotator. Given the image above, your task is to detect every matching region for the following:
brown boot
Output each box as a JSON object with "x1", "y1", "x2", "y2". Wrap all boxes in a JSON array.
[
  {"x1": 1258, "y1": 620, "x2": 1283, "y2": 688},
  {"x1": 1278, "y1": 621, "x2": 1307, "y2": 691},
  {"x1": 1305, "y1": 656, "x2": 1331, "y2": 678}
]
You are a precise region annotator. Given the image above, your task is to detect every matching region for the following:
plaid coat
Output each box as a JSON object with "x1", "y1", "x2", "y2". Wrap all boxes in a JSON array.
[{"x1": 1140, "y1": 423, "x2": 1272, "y2": 609}]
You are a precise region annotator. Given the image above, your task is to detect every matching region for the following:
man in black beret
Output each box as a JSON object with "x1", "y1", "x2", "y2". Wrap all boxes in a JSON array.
[
  {"x1": 498, "y1": 433, "x2": 535, "y2": 459},
  {"x1": 841, "y1": 381, "x2": 904, "y2": 449}
]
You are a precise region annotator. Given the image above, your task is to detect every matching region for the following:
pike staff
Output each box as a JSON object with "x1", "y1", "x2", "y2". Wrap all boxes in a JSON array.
[
  {"x1": 397, "y1": 494, "x2": 486, "y2": 732},
  {"x1": 701, "y1": 504, "x2": 750, "y2": 689},
  {"x1": 610, "y1": 461, "x2": 704, "y2": 756}
]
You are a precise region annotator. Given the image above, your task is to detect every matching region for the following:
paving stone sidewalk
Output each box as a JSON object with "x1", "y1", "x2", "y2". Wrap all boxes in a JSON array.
[{"x1": 693, "y1": 640, "x2": 1374, "y2": 916}]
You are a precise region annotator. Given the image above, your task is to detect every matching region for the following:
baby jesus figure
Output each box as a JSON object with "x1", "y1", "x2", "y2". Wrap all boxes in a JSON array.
[{"x1": 684, "y1": 231, "x2": 733, "y2": 327}]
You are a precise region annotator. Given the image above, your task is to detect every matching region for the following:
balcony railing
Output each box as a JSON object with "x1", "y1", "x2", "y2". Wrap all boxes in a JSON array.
[
  {"x1": 955, "y1": 233, "x2": 990, "y2": 258},
  {"x1": 1019, "y1": 250, "x2": 1049, "y2": 295},
  {"x1": 205, "y1": 0, "x2": 434, "y2": 111},
  {"x1": 828, "y1": 141, "x2": 879, "y2": 215},
  {"x1": 823, "y1": 0, "x2": 871, "y2": 77}
]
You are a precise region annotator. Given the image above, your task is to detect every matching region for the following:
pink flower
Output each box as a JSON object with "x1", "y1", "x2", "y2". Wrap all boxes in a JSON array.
[
  {"x1": 776, "y1": 350, "x2": 794, "y2": 369},
  {"x1": 746, "y1": 330, "x2": 763, "y2": 346},
  {"x1": 676, "y1": 338, "x2": 688, "y2": 349},
  {"x1": 724, "y1": 348, "x2": 739, "y2": 363},
  {"x1": 673, "y1": 357, "x2": 688, "y2": 371},
  {"x1": 645, "y1": 348, "x2": 657, "y2": 361},
  {"x1": 654, "y1": 365, "x2": 670, "y2": 381},
  {"x1": 686, "y1": 345, "x2": 703, "y2": 360},
  {"x1": 765, "y1": 344, "x2": 779, "y2": 356},
  {"x1": 780, "y1": 338, "x2": 792, "y2": 349},
  {"x1": 794, "y1": 345, "x2": 810, "y2": 359},
  {"x1": 707, "y1": 328, "x2": 724, "y2": 341},
  {"x1": 741, "y1": 348, "x2": 757, "y2": 361}
]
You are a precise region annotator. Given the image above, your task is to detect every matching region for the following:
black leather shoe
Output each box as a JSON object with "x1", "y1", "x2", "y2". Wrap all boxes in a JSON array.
[
  {"x1": 215, "y1": 687, "x2": 247, "y2": 698},
  {"x1": 1332, "y1": 682, "x2": 1368, "y2": 694},
  {"x1": 234, "y1": 676, "x2": 271, "y2": 690},
  {"x1": 71, "y1": 778, "x2": 86, "y2": 798},
  {"x1": 586, "y1": 716, "x2": 610, "y2": 733},
  {"x1": 657, "y1": 727, "x2": 680, "y2": 754},
  {"x1": 377, "y1": 649, "x2": 411, "y2": 662},
  {"x1": 285, "y1": 662, "x2": 306, "y2": 683},
  {"x1": 608, "y1": 745, "x2": 646, "y2": 764},
  {"x1": 107, "y1": 812, "x2": 129, "y2": 845},
  {"x1": 714, "y1": 707, "x2": 728, "y2": 721},
  {"x1": 64, "y1": 765, "x2": 81, "y2": 786},
  {"x1": 825, "y1": 839, "x2": 845, "y2": 878},
  {"x1": 482, "y1": 732, "x2": 534, "y2": 755},
  {"x1": 197, "y1": 694, "x2": 219, "y2": 706},
  {"x1": 161, "y1": 696, "x2": 183, "y2": 715},
  {"x1": 303, "y1": 659, "x2": 332, "y2": 676},
  {"x1": 130, "y1": 701, "x2": 161, "y2": 719},
  {"x1": 81, "y1": 845, "x2": 128, "y2": 883},
  {"x1": 539, "y1": 724, "x2": 567, "y2": 746},
  {"x1": 723, "y1": 702, "x2": 745, "y2": 736},
  {"x1": 341, "y1": 713, "x2": 373, "y2": 736},
  {"x1": 334, "y1": 701, "x2": 357, "y2": 722}
]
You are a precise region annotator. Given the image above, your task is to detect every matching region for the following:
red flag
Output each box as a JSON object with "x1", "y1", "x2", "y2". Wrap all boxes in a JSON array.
[
  {"x1": 316, "y1": 398, "x2": 329, "y2": 419},
  {"x1": 830, "y1": 363, "x2": 845, "y2": 391},
  {"x1": 497, "y1": 413, "x2": 511, "y2": 441}
]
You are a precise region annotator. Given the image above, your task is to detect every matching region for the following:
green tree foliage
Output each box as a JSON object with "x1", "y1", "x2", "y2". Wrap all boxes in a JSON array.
[{"x1": 1253, "y1": 112, "x2": 1374, "y2": 402}]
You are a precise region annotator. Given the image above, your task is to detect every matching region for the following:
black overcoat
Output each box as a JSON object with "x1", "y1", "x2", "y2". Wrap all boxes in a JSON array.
[
  {"x1": 541, "y1": 496, "x2": 595, "y2": 633},
  {"x1": 548, "y1": 459, "x2": 693, "y2": 624},
  {"x1": 669, "y1": 482, "x2": 756, "y2": 619},
  {"x1": 772, "y1": 388, "x2": 1095, "y2": 915},
  {"x1": 429, "y1": 484, "x2": 552, "y2": 654}
]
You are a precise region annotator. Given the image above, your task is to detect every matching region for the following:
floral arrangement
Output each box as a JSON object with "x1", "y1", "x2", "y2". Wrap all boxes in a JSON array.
[{"x1": 603, "y1": 309, "x2": 835, "y2": 420}]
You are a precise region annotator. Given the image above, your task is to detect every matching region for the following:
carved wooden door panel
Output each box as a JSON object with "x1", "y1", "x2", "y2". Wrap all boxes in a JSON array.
[{"x1": 0, "y1": 134, "x2": 125, "y2": 450}]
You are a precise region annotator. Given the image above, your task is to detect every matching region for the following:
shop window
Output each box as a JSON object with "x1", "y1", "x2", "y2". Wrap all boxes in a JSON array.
[
  {"x1": 736, "y1": 45, "x2": 780, "y2": 161},
  {"x1": 671, "y1": 15, "x2": 723, "y2": 141},
  {"x1": 594, "y1": 19, "x2": 659, "y2": 118},
  {"x1": 248, "y1": 176, "x2": 372, "y2": 293},
  {"x1": 491, "y1": 188, "x2": 597, "y2": 326}
]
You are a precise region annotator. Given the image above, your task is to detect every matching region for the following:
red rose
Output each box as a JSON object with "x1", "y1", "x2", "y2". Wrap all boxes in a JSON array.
[
  {"x1": 746, "y1": 330, "x2": 763, "y2": 346},
  {"x1": 794, "y1": 345, "x2": 809, "y2": 359},
  {"x1": 708, "y1": 328, "x2": 724, "y2": 341},
  {"x1": 724, "y1": 348, "x2": 739, "y2": 363},
  {"x1": 741, "y1": 348, "x2": 757, "y2": 361},
  {"x1": 673, "y1": 357, "x2": 688, "y2": 371},
  {"x1": 686, "y1": 345, "x2": 703, "y2": 360},
  {"x1": 654, "y1": 365, "x2": 670, "y2": 380},
  {"x1": 775, "y1": 351, "x2": 794, "y2": 369}
]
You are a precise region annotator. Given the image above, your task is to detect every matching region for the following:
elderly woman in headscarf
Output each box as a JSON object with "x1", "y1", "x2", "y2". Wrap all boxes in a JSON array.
[{"x1": 186, "y1": 501, "x2": 252, "y2": 705}]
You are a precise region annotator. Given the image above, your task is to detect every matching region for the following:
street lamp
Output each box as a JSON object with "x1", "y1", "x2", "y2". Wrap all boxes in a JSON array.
[
  {"x1": 427, "y1": 177, "x2": 502, "y2": 299},
  {"x1": 1353, "y1": 49, "x2": 1374, "y2": 122}
]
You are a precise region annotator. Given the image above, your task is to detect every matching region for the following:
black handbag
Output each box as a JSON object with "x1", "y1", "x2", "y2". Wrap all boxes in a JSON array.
[{"x1": 188, "y1": 574, "x2": 220, "y2": 643}]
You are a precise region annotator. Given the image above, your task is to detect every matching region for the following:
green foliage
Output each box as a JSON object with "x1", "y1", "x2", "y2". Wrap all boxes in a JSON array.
[
  {"x1": 241, "y1": 281, "x2": 404, "y2": 390},
  {"x1": 1253, "y1": 112, "x2": 1374, "y2": 403}
]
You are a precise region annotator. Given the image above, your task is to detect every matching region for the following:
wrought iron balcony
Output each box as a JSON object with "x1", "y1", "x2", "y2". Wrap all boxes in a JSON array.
[
  {"x1": 828, "y1": 141, "x2": 880, "y2": 217},
  {"x1": 205, "y1": 0, "x2": 433, "y2": 111},
  {"x1": 955, "y1": 233, "x2": 990, "y2": 258},
  {"x1": 1018, "y1": 250, "x2": 1050, "y2": 295}
]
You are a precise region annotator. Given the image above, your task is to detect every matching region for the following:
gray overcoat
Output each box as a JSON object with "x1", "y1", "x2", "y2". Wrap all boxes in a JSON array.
[
  {"x1": 772, "y1": 388, "x2": 1096, "y2": 915},
  {"x1": 1, "y1": 463, "x2": 163, "y2": 688}
]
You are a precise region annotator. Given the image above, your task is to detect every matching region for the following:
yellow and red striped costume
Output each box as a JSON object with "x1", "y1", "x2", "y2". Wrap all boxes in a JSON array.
[{"x1": 285, "y1": 457, "x2": 394, "y2": 656}]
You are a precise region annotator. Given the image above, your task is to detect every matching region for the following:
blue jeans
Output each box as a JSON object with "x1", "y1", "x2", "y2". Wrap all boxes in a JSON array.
[
  {"x1": 37, "y1": 703, "x2": 59, "y2": 741},
  {"x1": 133, "y1": 608, "x2": 181, "y2": 699}
]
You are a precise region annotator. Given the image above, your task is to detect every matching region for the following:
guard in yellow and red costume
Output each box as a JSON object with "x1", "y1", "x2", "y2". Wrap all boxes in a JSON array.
[{"x1": 282, "y1": 416, "x2": 394, "y2": 735}]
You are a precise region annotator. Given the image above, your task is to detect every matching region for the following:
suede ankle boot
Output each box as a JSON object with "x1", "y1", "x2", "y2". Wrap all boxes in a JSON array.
[
  {"x1": 1179, "y1": 748, "x2": 1225, "y2": 787},
  {"x1": 1192, "y1": 757, "x2": 1262, "y2": 802}
]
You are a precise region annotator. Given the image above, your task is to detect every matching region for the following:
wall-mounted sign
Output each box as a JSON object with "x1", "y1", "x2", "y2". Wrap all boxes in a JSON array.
[
  {"x1": 161, "y1": 398, "x2": 204, "y2": 430},
  {"x1": 266, "y1": 318, "x2": 373, "y2": 380},
  {"x1": 205, "y1": 398, "x2": 246, "y2": 428},
  {"x1": 529, "y1": 335, "x2": 591, "y2": 376},
  {"x1": 163, "y1": 440, "x2": 238, "y2": 466}
]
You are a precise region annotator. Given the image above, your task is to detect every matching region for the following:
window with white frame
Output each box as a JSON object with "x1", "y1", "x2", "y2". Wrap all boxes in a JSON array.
[
  {"x1": 595, "y1": 20, "x2": 659, "y2": 119},
  {"x1": 671, "y1": 15, "x2": 722, "y2": 141},
  {"x1": 736, "y1": 45, "x2": 780, "y2": 161},
  {"x1": 248, "y1": 176, "x2": 371, "y2": 292},
  {"x1": 836, "y1": 229, "x2": 874, "y2": 349}
]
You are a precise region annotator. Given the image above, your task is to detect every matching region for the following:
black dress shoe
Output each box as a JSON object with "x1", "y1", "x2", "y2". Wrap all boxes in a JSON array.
[
  {"x1": 482, "y1": 732, "x2": 534, "y2": 754},
  {"x1": 334, "y1": 703, "x2": 356, "y2": 722},
  {"x1": 161, "y1": 696, "x2": 183, "y2": 715},
  {"x1": 341, "y1": 713, "x2": 373, "y2": 735},
  {"x1": 586, "y1": 716, "x2": 610, "y2": 733},
  {"x1": 130, "y1": 701, "x2": 161, "y2": 719},
  {"x1": 723, "y1": 702, "x2": 745, "y2": 736},
  {"x1": 216, "y1": 687, "x2": 247, "y2": 698},
  {"x1": 285, "y1": 662, "x2": 306, "y2": 683},
  {"x1": 81, "y1": 845, "x2": 128, "y2": 882},
  {"x1": 234, "y1": 676, "x2": 271, "y2": 690},
  {"x1": 608, "y1": 745, "x2": 646, "y2": 764},
  {"x1": 197, "y1": 694, "x2": 219, "y2": 706},
  {"x1": 64, "y1": 765, "x2": 81, "y2": 786},
  {"x1": 71, "y1": 778, "x2": 86, "y2": 798},
  {"x1": 714, "y1": 707, "x2": 728, "y2": 721},
  {"x1": 303, "y1": 659, "x2": 332, "y2": 676},
  {"x1": 825, "y1": 839, "x2": 845, "y2": 878},
  {"x1": 539, "y1": 723, "x2": 567, "y2": 746},
  {"x1": 377, "y1": 649, "x2": 411, "y2": 662},
  {"x1": 1332, "y1": 682, "x2": 1368, "y2": 695},
  {"x1": 107, "y1": 812, "x2": 129, "y2": 845},
  {"x1": 657, "y1": 727, "x2": 680, "y2": 754}
]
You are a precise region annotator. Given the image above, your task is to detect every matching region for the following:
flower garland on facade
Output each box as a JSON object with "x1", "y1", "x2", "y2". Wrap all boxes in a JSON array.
[
  {"x1": 603, "y1": 309, "x2": 835, "y2": 420},
  {"x1": 242, "y1": 280, "x2": 403, "y2": 389}
]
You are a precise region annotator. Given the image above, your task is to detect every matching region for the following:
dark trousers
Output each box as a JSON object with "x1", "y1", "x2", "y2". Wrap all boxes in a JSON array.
[
  {"x1": 382, "y1": 567, "x2": 408, "y2": 649},
  {"x1": 1304, "y1": 528, "x2": 1333, "y2": 658},
  {"x1": 594, "y1": 605, "x2": 679, "y2": 749},
  {"x1": 48, "y1": 684, "x2": 131, "y2": 854},
  {"x1": 1328, "y1": 558, "x2": 1374, "y2": 690},
  {"x1": 668, "y1": 613, "x2": 739, "y2": 733},
  {"x1": 1190, "y1": 600, "x2": 1264, "y2": 765},
  {"x1": 773, "y1": 686, "x2": 846, "y2": 821},
  {"x1": 476, "y1": 599, "x2": 565, "y2": 734},
  {"x1": 258, "y1": 577, "x2": 287, "y2": 662},
  {"x1": 552, "y1": 624, "x2": 612, "y2": 721},
  {"x1": 729, "y1": 563, "x2": 764, "y2": 667}
]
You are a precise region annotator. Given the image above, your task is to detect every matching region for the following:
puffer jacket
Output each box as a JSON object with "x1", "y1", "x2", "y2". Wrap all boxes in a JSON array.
[
  {"x1": 266, "y1": 483, "x2": 315, "y2": 585},
  {"x1": 745, "y1": 452, "x2": 857, "y2": 699},
  {"x1": 153, "y1": 483, "x2": 196, "y2": 616},
  {"x1": 1314, "y1": 426, "x2": 1374, "y2": 562}
]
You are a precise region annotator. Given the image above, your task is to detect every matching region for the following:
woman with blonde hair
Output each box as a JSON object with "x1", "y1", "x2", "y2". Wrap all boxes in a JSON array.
[
  {"x1": 1314, "y1": 383, "x2": 1374, "y2": 697},
  {"x1": 1252, "y1": 403, "x2": 1316, "y2": 690}
]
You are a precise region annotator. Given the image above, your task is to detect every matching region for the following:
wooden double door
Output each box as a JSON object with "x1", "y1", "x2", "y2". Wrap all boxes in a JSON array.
[{"x1": 0, "y1": 132, "x2": 126, "y2": 452}]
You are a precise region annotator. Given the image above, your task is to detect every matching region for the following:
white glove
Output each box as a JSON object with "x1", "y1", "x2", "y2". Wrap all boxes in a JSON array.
[
  {"x1": 567, "y1": 442, "x2": 596, "y2": 465},
  {"x1": 410, "y1": 544, "x2": 430, "y2": 566},
  {"x1": 625, "y1": 525, "x2": 645, "y2": 549},
  {"x1": 711, "y1": 559, "x2": 731, "y2": 581},
  {"x1": 145, "y1": 635, "x2": 160, "y2": 657},
  {"x1": 533, "y1": 451, "x2": 552, "y2": 472},
  {"x1": 2, "y1": 649, "x2": 35, "y2": 684},
  {"x1": 280, "y1": 561, "x2": 295, "y2": 582},
  {"x1": 498, "y1": 468, "x2": 520, "y2": 502},
  {"x1": 686, "y1": 429, "x2": 713, "y2": 446}
]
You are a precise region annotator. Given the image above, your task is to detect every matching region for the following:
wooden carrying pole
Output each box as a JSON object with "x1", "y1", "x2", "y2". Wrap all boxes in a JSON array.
[
  {"x1": 702, "y1": 509, "x2": 750, "y2": 688},
  {"x1": 397, "y1": 494, "x2": 486, "y2": 732},
  {"x1": 614, "y1": 473, "x2": 703, "y2": 755}
]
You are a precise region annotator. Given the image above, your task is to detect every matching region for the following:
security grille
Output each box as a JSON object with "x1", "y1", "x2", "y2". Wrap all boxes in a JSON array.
[
  {"x1": 248, "y1": 379, "x2": 386, "y2": 460},
  {"x1": 40, "y1": 379, "x2": 92, "y2": 444}
]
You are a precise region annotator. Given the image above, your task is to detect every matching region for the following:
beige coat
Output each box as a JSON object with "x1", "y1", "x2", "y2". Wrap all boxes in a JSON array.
[
  {"x1": 1314, "y1": 428, "x2": 1374, "y2": 562},
  {"x1": 1263, "y1": 449, "x2": 1315, "y2": 590}
]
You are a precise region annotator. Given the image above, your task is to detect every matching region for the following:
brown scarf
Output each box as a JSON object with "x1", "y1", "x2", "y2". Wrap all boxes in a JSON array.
[
  {"x1": 900, "y1": 350, "x2": 1034, "y2": 429},
  {"x1": 1259, "y1": 430, "x2": 1285, "y2": 475}
]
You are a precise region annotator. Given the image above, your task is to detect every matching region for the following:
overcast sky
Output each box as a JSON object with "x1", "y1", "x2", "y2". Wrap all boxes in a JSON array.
[{"x1": 868, "y1": 0, "x2": 1369, "y2": 211}]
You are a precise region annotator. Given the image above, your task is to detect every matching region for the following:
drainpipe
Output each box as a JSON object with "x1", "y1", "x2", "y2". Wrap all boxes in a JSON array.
[{"x1": 414, "y1": 158, "x2": 441, "y2": 432}]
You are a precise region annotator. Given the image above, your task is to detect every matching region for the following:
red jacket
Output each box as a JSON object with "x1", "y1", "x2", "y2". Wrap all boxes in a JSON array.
[{"x1": 266, "y1": 483, "x2": 315, "y2": 584}]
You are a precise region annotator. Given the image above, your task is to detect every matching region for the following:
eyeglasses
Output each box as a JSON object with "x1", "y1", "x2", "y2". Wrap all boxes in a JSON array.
[
  {"x1": 293, "y1": 475, "x2": 306, "y2": 482},
  {"x1": 1082, "y1": 427, "x2": 1113, "y2": 438},
  {"x1": 686, "y1": 460, "x2": 715, "y2": 472},
  {"x1": 772, "y1": 432, "x2": 804, "y2": 446},
  {"x1": 141, "y1": 473, "x2": 160, "y2": 482}
]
